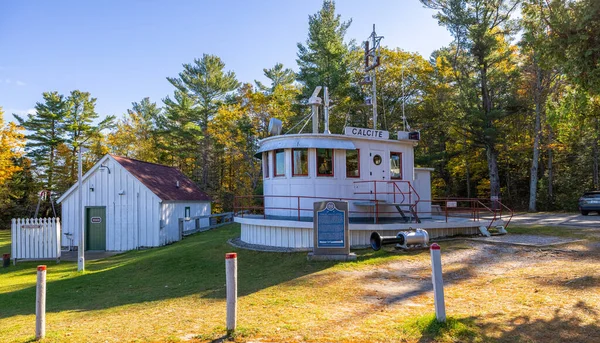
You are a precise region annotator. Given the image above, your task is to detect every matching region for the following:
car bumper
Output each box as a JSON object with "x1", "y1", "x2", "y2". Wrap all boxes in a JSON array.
[{"x1": 579, "y1": 204, "x2": 600, "y2": 211}]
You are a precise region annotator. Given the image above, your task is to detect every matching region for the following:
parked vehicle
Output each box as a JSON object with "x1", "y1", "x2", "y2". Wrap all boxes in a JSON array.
[{"x1": 578, "y1": 191, "x2": 600, "y2": 215}]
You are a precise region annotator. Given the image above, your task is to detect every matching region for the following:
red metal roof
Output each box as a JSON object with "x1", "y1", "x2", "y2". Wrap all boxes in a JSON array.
[{"x1": 111, "y1": 155, "x2": 211, "y2": 202}]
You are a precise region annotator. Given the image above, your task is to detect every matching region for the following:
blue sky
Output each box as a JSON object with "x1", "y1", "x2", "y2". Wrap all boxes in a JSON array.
[{"x1": 0, "y1": 1, "x2": 452, "y2": 122}]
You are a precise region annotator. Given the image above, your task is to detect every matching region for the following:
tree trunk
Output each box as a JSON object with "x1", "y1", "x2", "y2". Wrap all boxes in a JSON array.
[
  {"x1": 48, "y1": 148, "x2": 54, "y2": 191},
  {"x1": 547, "y1": 125, "x2": 554, "y2": 208},
  {"x1": 465, "y1": 157, "x2": 472, "y2": 198},
  {"x1": 71, "y1": 147, "x2": 77, "y2": 184},
  {"x1": 486, "y1": 144, "x2": 501, "y2": 205},
  {"x1": 529, "y1": 62, "x2": 543, "y2": 212},
  {"x1": 593, "y1": 117, "x2": 599, "y2": 189},
  {"x1": 48, "y1": 120, "x2": 56, "y2": 192},
  {"x1": 480, "y1": 60, "x2": 500, "y2": 204}
]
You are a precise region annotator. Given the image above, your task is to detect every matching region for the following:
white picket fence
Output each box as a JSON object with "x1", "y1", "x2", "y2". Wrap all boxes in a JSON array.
[{"x1": 11, "y1": 218, "x2": 61, "y2": 264}]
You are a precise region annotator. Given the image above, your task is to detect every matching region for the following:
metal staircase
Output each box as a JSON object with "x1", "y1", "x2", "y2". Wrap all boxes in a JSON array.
[{"x1": 352, "y1": 180, "x2": 421, "y2": 224}]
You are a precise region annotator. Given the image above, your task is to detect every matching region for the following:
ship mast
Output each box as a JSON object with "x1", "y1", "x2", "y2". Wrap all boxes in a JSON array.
[{"x1": 363, "y1": 24, "x2": 384, "y2": 130}]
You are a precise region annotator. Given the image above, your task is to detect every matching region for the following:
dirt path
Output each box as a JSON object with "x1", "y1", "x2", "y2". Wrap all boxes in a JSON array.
[
  {"x1": 342, "y1": 238, "x2": 600, "y2": 342},
  {"x1": 510, "y1": 212, "x2": 600, "y2": 228}
]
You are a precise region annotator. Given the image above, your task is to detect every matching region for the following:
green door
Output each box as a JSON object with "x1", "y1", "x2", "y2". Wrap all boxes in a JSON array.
[{"x1": 86, "y1": 207, "x2": 106, "y2": 251}]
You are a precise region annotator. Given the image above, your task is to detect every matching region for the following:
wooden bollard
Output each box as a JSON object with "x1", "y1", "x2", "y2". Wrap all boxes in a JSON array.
[
  {"x1": 430, "y1": 243, "x2": 446, "y2": 322},
  {"x1": 36, "y1": 265, "x2": 47, "y2": 339},
  {"x1": 225, "y1": 253, "x2": 237, "y2": 332}
]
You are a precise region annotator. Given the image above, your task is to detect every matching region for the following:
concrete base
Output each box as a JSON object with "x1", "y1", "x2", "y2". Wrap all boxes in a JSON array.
[{"x1": 307, "y1": 252, "x2": 357, "y2": 262}]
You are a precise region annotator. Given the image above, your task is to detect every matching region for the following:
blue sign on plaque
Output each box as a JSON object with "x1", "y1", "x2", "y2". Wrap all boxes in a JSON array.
[{"x1": 317, "y1": 202, "x2": 345, "y2": 248}]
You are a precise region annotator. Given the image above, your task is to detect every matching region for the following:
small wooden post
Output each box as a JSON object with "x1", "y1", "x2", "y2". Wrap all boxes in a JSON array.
[
  {"x1": 225, "y1": 252, "x2": 237, "y2": 332},
  {"x1": 36, "y1": 265, "x2": 47, "y2": 339},
  {"x1": 430, "y1": 243, "x2": 446, "y2": 322}
]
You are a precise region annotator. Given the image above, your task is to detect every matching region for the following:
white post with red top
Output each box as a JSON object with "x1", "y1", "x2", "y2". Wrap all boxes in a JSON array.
[
  {"x1": 225, "y1": 252, "x2": 237, "y2": 332},
  {"x1": 430, "y1": 243, "x2": 446, "y2": 322},
  {"x1": 36, "y1": 265, "x2": 47, "y2": 339}
]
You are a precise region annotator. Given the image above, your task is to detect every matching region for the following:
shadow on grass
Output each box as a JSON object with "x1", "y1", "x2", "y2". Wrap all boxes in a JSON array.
[
  {"x1": 403, "y1": 300, "x2": 600, "y2": 342},
  {"x1": 481, "y1": 303, "x2": 600, "y2": 343},
  {"x1": 2, "y1": 223, "x2": 377, "y2": 319},
  {"x1": 352, "y1": 236, "x2": 600, "y2": 308}
]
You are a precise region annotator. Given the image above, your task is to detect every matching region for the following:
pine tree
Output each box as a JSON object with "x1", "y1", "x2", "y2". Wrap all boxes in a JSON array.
[
  {"x1": 255, "y1": 63, "x2": 296, "y2": 94},
  {"x1": 421, "y1": 0, "x2": 520, "y2": 203},
  {"x1": 166, "y1": 54, "x2": 240, "y2": 190},
  {"x1": 296, "y1": 0, "x2": 352, "y2": 102},
  {"x1": 14, "y1": 91, "x2": 67, "y2": 192},
  {"x1": 107, "y1": 97, "x2": 162, "y2": 163},
  {"x1": 520, "y1": 0, "x2": 560, "y2": 211},
  {"x1": 63, "y1": 90, "x2": 114, "y2": 184},
  {"x1": 160, "y1": 89, "x2": 204, "y2": 177}
]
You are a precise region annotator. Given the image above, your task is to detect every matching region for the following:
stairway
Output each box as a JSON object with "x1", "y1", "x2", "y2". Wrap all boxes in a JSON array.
[{"x1": 393, "y1": 203, "x2": 421, "y2": 223}]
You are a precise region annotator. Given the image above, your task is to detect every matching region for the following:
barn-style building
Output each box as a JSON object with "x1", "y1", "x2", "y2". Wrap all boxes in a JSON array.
[{"x1": 57, "y1": 154, "x2": 211, "y2": 251}]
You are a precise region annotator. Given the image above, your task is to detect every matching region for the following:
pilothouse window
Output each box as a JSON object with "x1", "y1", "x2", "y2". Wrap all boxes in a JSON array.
[
  {"x1": 346, "y1": 150, "x2": 360, "y2": 178},
  {"x1": 274, "y1": 149, "x2": 285, "y2": 176},
  {"x1": 390, "y1": 152, "x2": 403, "y2": 179},
  {"x1": 292, "y1": 149, "x2": 308, "y2": 176},
  {"x1": 317, "y1": 149, "x2": 334, "y2": 176},
  {"x1": 263, "y1": 152, "x2": 269, "y2": 178}
]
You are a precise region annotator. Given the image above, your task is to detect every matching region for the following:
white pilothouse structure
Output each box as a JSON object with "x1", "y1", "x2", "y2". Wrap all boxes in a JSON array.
[{"x1": 234, "y1": 26, "x2": 511, "y2": 249}]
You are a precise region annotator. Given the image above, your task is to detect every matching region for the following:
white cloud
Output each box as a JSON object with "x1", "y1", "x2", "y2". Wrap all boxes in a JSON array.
[
  {"x1": 15, "y1": 80, "x2": 26, "y2": 86},
  {"x1": 4, "y1": 78, "x2": 10, "y2": 84},
  {"x1": 5, "y1": 108, "x2": 35, "y2": 116},
  {"x1": 2, "y1": 108, "x2": 35, "y2": 124}
]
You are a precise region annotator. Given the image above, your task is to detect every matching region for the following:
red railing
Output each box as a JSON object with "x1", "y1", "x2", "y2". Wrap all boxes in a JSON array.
[
  {"x1": 233, "y1": 194, "x2": 512, "y2": 229},
  {"x1": 421, "y1": 198, "x2": 514, "y2": 230},
  {"x1": 234, "y1": 194, "x2": 400, "y2": 221},
  {"x1": 353, "y1": 180, "x2": 420, "y2": 204},
  {"x1": 352, "y1": 180, "x2": 422, "y2": 223}
]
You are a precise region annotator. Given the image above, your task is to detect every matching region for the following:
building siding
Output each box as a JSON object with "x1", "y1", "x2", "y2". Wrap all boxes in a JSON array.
[
  {"x1": 61, "y1": 156, "x2": 162, "y2": 251},
  {"x1": 160, "y1": 202, "x2": 211, "y2": 245}
]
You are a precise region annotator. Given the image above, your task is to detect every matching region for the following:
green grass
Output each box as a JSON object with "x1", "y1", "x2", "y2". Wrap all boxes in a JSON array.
[
  {"x1": 0, "y1": 223, "x2": 410, "y2": 342},
  {"x1": 2, "y1": 222, "x2": 598, "y2": 342},
  {"x1": 0, "y1": 224, "x2": 339, "y2": 318},
  {"x1": 0, "y1": 230, "x2": 10, "y2": 255},
  {"x1": 397, "y1": 314, "x2": 482, "y2": 342}
]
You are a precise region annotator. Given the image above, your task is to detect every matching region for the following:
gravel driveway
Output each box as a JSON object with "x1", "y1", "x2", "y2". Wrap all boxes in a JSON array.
[{"x1": 509, "y1": 212, "x2": 600, "y2": 228}]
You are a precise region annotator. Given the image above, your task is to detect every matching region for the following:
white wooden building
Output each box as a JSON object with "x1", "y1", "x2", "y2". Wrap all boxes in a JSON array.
[{"x1": 57, "y1": 154, "x2": 211, "y2": 251}]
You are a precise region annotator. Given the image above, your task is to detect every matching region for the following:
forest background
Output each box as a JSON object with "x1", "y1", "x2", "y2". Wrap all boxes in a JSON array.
[{"x1": 1, "y1": 0, "x2": 599, "y2": 226}]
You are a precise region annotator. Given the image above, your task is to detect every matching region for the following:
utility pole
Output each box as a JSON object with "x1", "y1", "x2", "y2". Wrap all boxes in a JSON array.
[{"x1": 77, "y1": 146, "x2": 87, "y2": 272}]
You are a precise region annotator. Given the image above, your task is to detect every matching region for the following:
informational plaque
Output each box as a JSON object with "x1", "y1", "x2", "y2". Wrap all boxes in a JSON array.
[
  {"x1": 309, "y1": 201, "x2": 354, "y2": 260},
  {"x1": 317, "y1": 202, "x2": 346, "y2": 248}
]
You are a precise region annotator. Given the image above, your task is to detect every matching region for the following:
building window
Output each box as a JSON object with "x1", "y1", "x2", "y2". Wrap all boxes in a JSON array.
[
  {"x1": 316, "y1": 149, "x2": 334, "y2": 177},
  {"x1": 274, "y1": 149, "x2": 285, "y2": 176},
  {"x1": 185, "y1": 207, "x2": 191, "y2": 218},
  {"x1": 292, "y1": 148, "x2": 308, "y2": 176},
  {"x1": 346, "y1": 149, "x2": 360, "y2": 178},
  {"x1": 263, "y1": 152, "x2": 269, "y2": 178},
  {"x1": 390, "y1": 152, "x2": 403, "y2": 179}
]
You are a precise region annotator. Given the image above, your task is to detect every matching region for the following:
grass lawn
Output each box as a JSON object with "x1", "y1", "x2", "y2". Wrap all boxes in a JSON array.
[
  {"x1": 0, "y1": 229, "x2": 10, "y2": 255},
  {"x1": 509, "y1": 224, "x2": 600, "y2": 241},
  {"x1": 1, "y1": 224, "x2": 600, "y2": 342}
]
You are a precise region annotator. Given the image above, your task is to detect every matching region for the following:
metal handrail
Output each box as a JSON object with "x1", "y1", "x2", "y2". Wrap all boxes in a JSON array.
[
  {"x1": 426, "y1": 198, "x2": 514, "y2": 230},
  {"x1": 234, "y1": 194, "x2": 513, "y2": 229}
]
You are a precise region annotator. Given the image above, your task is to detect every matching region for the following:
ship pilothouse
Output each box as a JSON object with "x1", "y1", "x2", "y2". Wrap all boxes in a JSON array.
[{"x1": 233, "y1": 25, "x2": 509, "y2": 249}]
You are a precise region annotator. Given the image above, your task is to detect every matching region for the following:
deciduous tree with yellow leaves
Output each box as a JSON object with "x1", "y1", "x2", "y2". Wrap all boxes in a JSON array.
[{"x1": 0, "y1": 107, "x2": 25, "y2": 188}]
